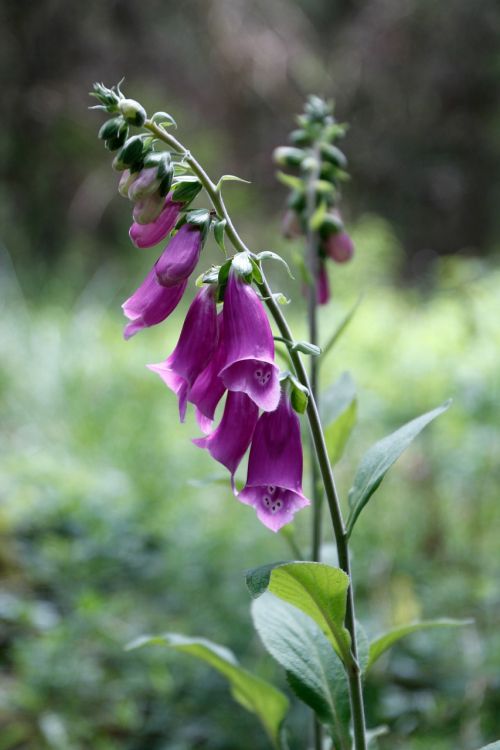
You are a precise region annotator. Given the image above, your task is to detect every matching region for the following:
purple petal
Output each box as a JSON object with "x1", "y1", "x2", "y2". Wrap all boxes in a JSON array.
[
  {"x1": 220, "y1": 358, "x2": 280, "y2": 412},
  {"x1": 188, "y1": 313, "x2": 226, "y2": 421},
  {"x1": 193, "y1": 391, "x2": 258, "y2": 479},
  {"x1": 155, "y1": 225, "x2": 202, "y2": 287},
  {"x1": 129, "y1": 196, "x2": 181, "y2": 248},
  {"x1": 220, "y1": 271, "x2": 279, "y2": 412},
  {"x1": 245, "y1": 393, "x2": 305, "y2": 493},
  {"x1": 326, "y1": 231, "x2": 354, "y2": 263},
  {"x1": 122, "y1": 267, "x2": 187, "y2": 339},
  {"x1": 238, "y1": 486, "x2": 310, "y2": 532},
  {"x1": 147, "y1": 285, "x2": 218, "y2": 421},
  {"x1": 133, "y1": 192, "x2": 167, "y2": 225},
  {"x1": 317, "y1": 262, "x2": 330, "y2": 305}
]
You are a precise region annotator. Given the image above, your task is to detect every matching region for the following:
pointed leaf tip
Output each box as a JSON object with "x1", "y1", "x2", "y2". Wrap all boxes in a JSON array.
[{"x1": 346, "y1": 400, "x2": 451, "y2": 537}]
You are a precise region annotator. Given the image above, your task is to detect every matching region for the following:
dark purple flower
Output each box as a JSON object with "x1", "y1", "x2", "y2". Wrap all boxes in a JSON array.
[
  {"x1": 238, "y1": 392, "x2": 310, "y2": 531},
  {"x1": 122, "y1": 267, "x2": 187, "y2": 340},
  {"x1": 129, "y1": 195, "x2": 182, "y2": 248},
  {"x1": 317, "y1": 261, "x2": 330, "y2": 305},
  {"x1": 188, "y1": 313, "x2": 227, "y2": 433},
  {"x1": 219, "y1": 270, "x2": 280, "y2": 412},
  {"x1": 155, "y1": 224, "x2": 202, "y2": 287},
  {"x1": 326, "y1": 231, "x2": 354, "y2": 263},
  {"x1": 193, "y1": 391, "x2": 259, "y2": 487},
  {"x1": 148, "y1": 285, "x2": 218, "y2": 421}
]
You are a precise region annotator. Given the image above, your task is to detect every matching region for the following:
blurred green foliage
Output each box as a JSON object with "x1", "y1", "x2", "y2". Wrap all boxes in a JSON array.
[{"x1": 1, "y1": 215, "x2": 499, "y2": 748}]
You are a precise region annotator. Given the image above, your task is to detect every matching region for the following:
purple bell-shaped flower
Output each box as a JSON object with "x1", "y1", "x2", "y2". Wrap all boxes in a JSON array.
[
  {"x1": 155, "y1": 224, "x2": 202, "y2": 287},
  {"x1": 219, "y1": 270, "x2": 280, "y2": 412},
  {"x1": 122, "y1": 266, "x2": 187, "y2": 340},
  {"x1": 238, "y1": 392, "x2": 310, "y2": 531},
  {"x1": 193, "y1": 390, "x2": 259, "y2": 488},
  {"x1": 148, "y1": 285, "x2": 218, "y2": 421},
  {"x1": 188, "y1": 313, "x2": 227, "y2": 433},
  {"x1": 129, "y1": 195, "x2": 182, "y2": 249}
]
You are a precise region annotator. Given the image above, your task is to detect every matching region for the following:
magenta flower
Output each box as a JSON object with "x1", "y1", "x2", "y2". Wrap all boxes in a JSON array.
[
  {"x1": 155, "y1": 224, "x2": 202, "y2": 287},
  {"x1": 148, "y1": 285, "x2": 218, "y2": 421},
  {"x1": 188, "y1": 314, "x2": 227, "y2": 433},
  {"x1": 326, "y1": 231, "x2": 354, "y2": 263},
  {"x1": 219, "y1": 270, "x2": 280, "y2": 412},
  {"x1": 122, "y1": 267, "x2": 187, "y2": 340},
  {"x1": 193, "y1": 391, "x2": 259, "y2": 486},
  {"x1": 129, "y1": 195, "x2": 182, "y2": 247},
  {"x1": 238, "y1": 393, "x2": 310, "y2": 531},
  {"x1": 317, "y1": 261, "x2": 330, "y2": 305}
]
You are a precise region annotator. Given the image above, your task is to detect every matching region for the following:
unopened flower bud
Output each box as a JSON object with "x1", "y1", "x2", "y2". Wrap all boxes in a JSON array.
[
  {"x1": 118, "y1": 169, "x2": 137, "y2": 198},
  {"x1": 326, "y1": 231, "x2": 354, "y2": 263},
  {"x1": 128, "y1": 167, "x2": 162, "y2": 201},
  {"x1": 132, "y1": 192, "x2": 165, "y2": 225},
  {"x1": 319, "y1": 143, "x2": 348, "y2": 169},
  {"x1": 289, "y1": 129, "x2": 312, "y2": 147},
  {"x1": 98, "y1": 116, "x2": 124, "y2": 140},
  {"x1": 105, "y1": 122, "x2": 129, "y2": 151},
  {"x1": 273, "y1": 146, "x2": 306, "y2": 168},
  {"x1": 119, "y1": 98, "x2": 147, "y2": 127},
  {"x1": 319, "y1": 211, "x2": 343, "y2": 238}
]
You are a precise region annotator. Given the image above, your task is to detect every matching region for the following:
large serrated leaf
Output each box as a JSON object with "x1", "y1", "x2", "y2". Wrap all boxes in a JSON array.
[
  {"x1": 128, "y1": 633, "x2": 288, "y2": 748},
  {"x1": 346, "y1": 401, "x2": 451, "y2": 537},
  {"x1": 252, "y1": 594, "x2": 351, "y2": 749},
  {"x1": 246, "y1": 562, "x2": 352, "y2": 666},
  {"x1": 321, "y1": 372, "x2": 357, "y2": 465},
  {"x1": 367, "y1": 618, "x2": 473, "y2": 670}
]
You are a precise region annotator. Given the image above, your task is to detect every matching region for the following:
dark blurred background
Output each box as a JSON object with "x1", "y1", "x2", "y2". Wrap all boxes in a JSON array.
[{"x1": 1, "y1": 2, "x2": 500, "y2": 749}]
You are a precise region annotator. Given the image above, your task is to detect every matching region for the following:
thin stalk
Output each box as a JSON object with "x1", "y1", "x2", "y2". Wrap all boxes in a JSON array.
[
  {"x1": 145, "y1": 119, "x2": 367, "y2": 750},
  {"x1": 305, "y1": 148, "x2": 324, "y2": 750}
]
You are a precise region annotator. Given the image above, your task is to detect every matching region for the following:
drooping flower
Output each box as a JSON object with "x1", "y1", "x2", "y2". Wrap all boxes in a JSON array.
[
  {"x1": 326, "y1": 231, "x2": 354, "y2": 264},
  {"x1": 188, "y1": 313, "x2": 227, "y2": 433},
  {"x1": 192, "y1": 391, "x2": 259, "y2": 486},
  {"x1": 219, "y1": 270, "x2": 280, "y2": 412},
  {"x1": 127, "y1": 167, "x2": 162, "y2": 202},
  {"x1": 129, "y1": 194, "x2": 182, "y2": 248},
  {"x1": 238, "y1": 392, "x2": 310, "y2": 531},
  {"x1": 122, "y1": 266, "x2": 187, "y2": 340},
  {"x1": 317, "y1": 260, "x2": 330, "y2": 305},
  {"x1": 132, "y1": 191, "x2": 166, "y2": 225},
  {"x1": 155, "y1": 224, "x2": 202, "y2": 287},
  {"x1": 148, "y1": 284, "x2": 218, "y2": 421}
]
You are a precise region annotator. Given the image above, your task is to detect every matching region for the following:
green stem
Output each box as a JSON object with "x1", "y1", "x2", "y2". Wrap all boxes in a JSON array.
[
  {"x1": 305, "y1": 147, "x2": 324, "y2": 750},
  {"x1": 145, "y1": 119, "x2": 367, "y2": 750}
]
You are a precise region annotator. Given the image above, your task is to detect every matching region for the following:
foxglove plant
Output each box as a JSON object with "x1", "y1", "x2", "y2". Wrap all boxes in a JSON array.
[{"x1": 90, "y1": 82, "x2": 475, "y2": 750}]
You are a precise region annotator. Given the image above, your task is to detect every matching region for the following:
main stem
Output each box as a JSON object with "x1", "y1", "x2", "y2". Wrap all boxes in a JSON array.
[{"x1": 146, "y1": 120, "x2": 367, "y2": 750}]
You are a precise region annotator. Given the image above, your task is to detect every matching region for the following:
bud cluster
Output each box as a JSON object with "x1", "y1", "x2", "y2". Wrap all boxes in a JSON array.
[
  {"x1": 274, "y1": 95, "x2": 354, "y2": 304},
  {"x1": 92, "y1": 82, "x2": 311, "y2": 532}
]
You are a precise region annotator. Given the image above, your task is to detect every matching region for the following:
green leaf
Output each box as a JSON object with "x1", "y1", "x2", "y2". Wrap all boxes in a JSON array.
[
  {"x1": 321, "y1": 295, "x2": 363, "y2": 359},
  {"x1": 309, "y1": 200, "x2": 328, "y2": 232},
  {"x1": 256, "y1": 251, "x2": 295, "y2": 280},
  {"x1": 213, "y1": 219, "x2": 226, "y2": 253},
  {"x1": 252, "y1": 594, "x2": 351, "y2": 748},
  {"x1": 151, "y1": 111, "x2": 178, "y2": 129},
  {"x1": 250, "y1": 257, "x2": 263, "y2": 285},
  {"x1": 367, "y1": 619, "x2": 473, "y2": 670},
  {"x1": 346, "y1": 400, "x2": 452, "y2": 537},
  {"x1": 290, "y1": 340, "x2": 321, "y2": 357},
  {"x1": 321, "y1": 372, "x2": 357, "y2": 465},
  {"x1": 246, "y1": 562, "x2": 352, "y2": 665},
  {"x1": 216, "y1": 174, "x2": 251, "y2": 191},
  {"x1": 128, "y1": 633, "x2": 289, "y2": 748},
  {"x1": 276, "y1": 171, "x2": 303, "y2": 191}
]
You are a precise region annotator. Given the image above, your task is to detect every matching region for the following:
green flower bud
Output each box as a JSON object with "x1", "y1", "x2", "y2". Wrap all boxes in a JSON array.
[
  {"x1": 98, "y1": 116, "x2": 123, "y2": 140},
  {"x1": 112, "y1": 135, "x2": 146, "y2": 171},
  {"x1": 320, "y1": 143, "x2": 347, "y2": 169},
  {"x1": 119, "y1": 98, "x2": 147, "y2": 127},
  {"x1": 289, "y1": 129, "x2": 312, "y2": 147},
  {"x1": 318, "y1": 211, "x2": 344, "y2": 238},
  {"x1": 273, "y1": 146, "x2": 307, "y2": 168}
]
